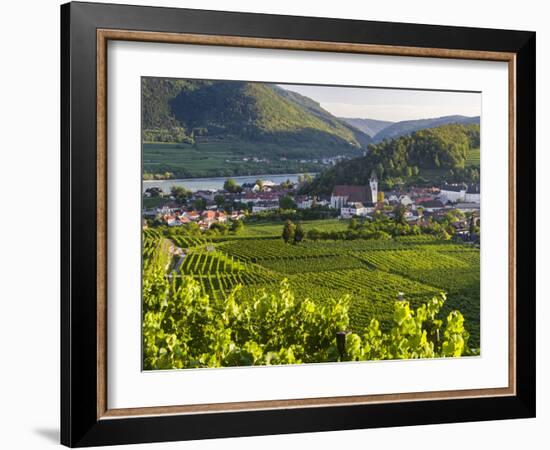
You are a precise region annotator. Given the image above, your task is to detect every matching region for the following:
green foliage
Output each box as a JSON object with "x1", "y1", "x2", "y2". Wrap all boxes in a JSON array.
[
  {"x1": 307, "y1": 123, "x2": 481, "y2": 193},
  {"x1": 294, "y1": 222, "x2": 305, "y2": 244},
  {"x1": 170, "y1": 185, "x2": 191, "y2": 201},
  {"x1": 143, "y1": 267, "x2": 350, "y2": 369},
  {"x1": 393, "y1": 204, "x2": 407, "y2": 225},
  {"x1": 282, "y1": 219, "x2": 296, "y2": 243},
  {"x1": 142, "y1": 241, "x2": 472, "y2": 369},
  {"x1": 279, "y1": 195, "x2": 297, "y2": 210},
  {"x1": 214, "y1": 194, "x2": 226, "y2": 208},
  {"x1": 141, "y1": 78, "x2": 198, "y2": 143},
  {"x1": 193, "y1": 198, "x2": 206, "y2": 211},
  {"x1": 223, "y1": 178, "x2": 242, "y2": 193},
  {"x1": 230, "y1": 219, "x2": 244, "y2": 234},
  {"x1": 143, "y1": 218, "x2": 480, "y2": 350},
  {"x1": 342, "y1": 293, "x2": 471, "y2": 361}
]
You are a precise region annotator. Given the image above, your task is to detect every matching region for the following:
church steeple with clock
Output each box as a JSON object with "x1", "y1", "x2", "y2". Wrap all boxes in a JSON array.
[{"x1": 369, "y1": 170, "x2": 378, "y2": 204}]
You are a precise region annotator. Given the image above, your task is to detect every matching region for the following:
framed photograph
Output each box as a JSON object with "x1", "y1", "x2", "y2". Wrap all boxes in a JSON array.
[{"x1": 61, "y1": 1, "x2": 536, "y2": 447}]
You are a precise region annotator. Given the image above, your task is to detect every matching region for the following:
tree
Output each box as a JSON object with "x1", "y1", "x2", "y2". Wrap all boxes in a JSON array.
[
  {"x1": 209, "y1": 222, "x2": 228, "y2": 234},
  {"x1": 224, "y1": 178, "x2": 242, "y2": 193},
  {"x1": 294, "y1": 222, "x2": 305, "y2": 244},
  {"x1": 438, "y1": 229, "x2": 451, "y2": 240},
  {"x1": 280, "y1": 178, "x2": 293, "y2": 189},
  {"x1": 170, "y1": 186, "x2": 190, "y2": 201},
  {"x1": 279, "y1": 195, "x2": 296, "y2": 210},
  {"x1": 376, "y1": 163, "x2": 385, "y2": 178},
  {"x1": 146, "y1": 187, "x2": 163, "y2": 198},
  {"x1": 282, "y1": 219, "x2": 296, "y2": 243},
  {"x1": 255, "y1": 179, "x2": 264, "y2": 191},
  {"x1": 214, "y1": 194, "x2": 226, "y2": 208},
  {"x1": 394, "y1": 204, "x2": 407, "y2": 225},
  {"x1": 298, "y1": 173, "x2": 312, "y2": 184},
  {"x1": 349, "y1": 218, "x2": 358, "y2": 230},
  {"x1": 230, "y1": 219, "x2": 244, "y2": 234},
  {"x1": 193, "y1": 198, "x2": 206, "y2": 211}
]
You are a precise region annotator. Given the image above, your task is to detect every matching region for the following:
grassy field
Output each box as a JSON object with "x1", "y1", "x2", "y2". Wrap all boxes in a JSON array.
[
  {"x1": 144, "y1": 219, "x2": 481, "y2": 347},
  {"x1": 143, "y1": 139, "x2": 355, "y2": 178}
]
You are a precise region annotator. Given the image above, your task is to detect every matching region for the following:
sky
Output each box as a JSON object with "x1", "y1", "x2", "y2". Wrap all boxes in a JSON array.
[{"x1": 280, "y1": 84, "x2": 481, "y2": 123}]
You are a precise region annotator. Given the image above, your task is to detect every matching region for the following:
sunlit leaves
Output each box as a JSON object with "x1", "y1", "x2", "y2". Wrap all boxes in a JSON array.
[{"x1": 143, "y1": 242, "x2": 473, "y2": 370}]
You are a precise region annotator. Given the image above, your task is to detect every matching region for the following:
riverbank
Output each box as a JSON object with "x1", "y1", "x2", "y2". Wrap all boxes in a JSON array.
[{"x1": 143, "y1": 173, "x2": 315, "y2": 193}]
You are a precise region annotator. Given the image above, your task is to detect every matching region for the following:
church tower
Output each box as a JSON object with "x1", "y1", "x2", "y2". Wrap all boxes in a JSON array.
[{"x1": 369, "y1": 170, "x2": 378, "y2": 204}]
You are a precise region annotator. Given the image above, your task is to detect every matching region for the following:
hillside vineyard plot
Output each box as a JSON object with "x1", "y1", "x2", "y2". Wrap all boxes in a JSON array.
[{"x1": 143, "y1": 227, "x2": 480, "y2": 346}]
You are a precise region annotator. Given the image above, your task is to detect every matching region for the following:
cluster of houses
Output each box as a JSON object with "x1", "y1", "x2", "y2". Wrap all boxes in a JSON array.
[
  {"x1": 143, "y1": 171, "x2": 480, "y2": 236},
  {"x1": 231, "y1": 154, "x2": 351, "y2": 167},
  {"x1": 320, "y1": 173, "x2": 480, "y2": 221},
  {"x1": 152, "y1": 207, "x2": 246, "y2": 230}
]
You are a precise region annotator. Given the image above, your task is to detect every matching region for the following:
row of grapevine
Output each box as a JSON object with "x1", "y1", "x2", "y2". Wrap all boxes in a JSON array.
[
  {"x1": 259, "y1": 254, "x2": 366, "y2": 274},
  {"x1": 178, "y1": 250, "x2": 246, "y2": 275},
  {"x1": 171, "y1": 235, "x2": 208, "y2": 250},
  {"x1": 356, "y1": 248, "x2": 471, "y2": 273},
  {"x1": 142, "y1": 228, "x2": 480, "y2": 347},
  {"x1": 293, "y1": 267, "x2": 441, "y2": 328}
]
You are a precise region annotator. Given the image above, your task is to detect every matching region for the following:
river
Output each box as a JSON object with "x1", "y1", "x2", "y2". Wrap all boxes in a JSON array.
[{"x1": 142, "y1": 173, "x2": 314, "y2": 193}]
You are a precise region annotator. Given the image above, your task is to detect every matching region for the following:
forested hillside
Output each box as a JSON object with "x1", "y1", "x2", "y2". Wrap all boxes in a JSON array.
[
  {"x1": 142, "y1": 78, "x2": 371, "y2": 152},
  {"x1": 305, "y1": 123, "x2": 480, "y2": 192}
]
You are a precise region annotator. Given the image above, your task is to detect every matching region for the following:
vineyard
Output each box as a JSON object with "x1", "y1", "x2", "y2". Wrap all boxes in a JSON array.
[
  {"x1": 466, "y1": 147, "x2": 481, "y2": 166},
  {"x1": 142, "y1": 220, "x2": 480, "y2": 347}
]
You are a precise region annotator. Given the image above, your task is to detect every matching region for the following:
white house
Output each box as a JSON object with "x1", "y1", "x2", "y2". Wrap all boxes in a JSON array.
[
  {"x1": 399, "y1": 195, "x2": 414, "y2": 206},
  {"x1": 439, "y1": 185, "x2": 467, "y2": 203},
  {"x1": 296, "y1": 197, "x2": 313, "y2": 209},
  {"x1": 340, "y1": 202, "x2": 371, "y2": 219},
  {"x1": 252, "y1": 202, "x2": 279, "y2": 213}
]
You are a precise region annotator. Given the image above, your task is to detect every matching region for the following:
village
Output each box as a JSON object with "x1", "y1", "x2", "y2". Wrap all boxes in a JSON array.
[{"x1": 143, "y1": 172, "x2": 480, "y2": 240}]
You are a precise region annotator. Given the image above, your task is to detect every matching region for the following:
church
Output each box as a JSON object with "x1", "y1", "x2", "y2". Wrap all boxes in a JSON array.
[{"x1": 330, "y1": 171, "x2": 378, "y2": 210}]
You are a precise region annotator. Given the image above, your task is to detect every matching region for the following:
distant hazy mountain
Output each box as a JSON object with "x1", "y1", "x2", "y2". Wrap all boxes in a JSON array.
[
  {"x1": 339, "y1": 117, "x2": 394, "y2": 138},
  {"x1": 372, "y1": 115, "x2": 480, "y2": 142}
]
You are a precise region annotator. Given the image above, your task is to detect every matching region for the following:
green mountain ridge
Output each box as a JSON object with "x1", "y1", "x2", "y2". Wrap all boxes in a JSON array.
[{"x1": 142, "y1": 79, "x2": 371, "y2": 154}]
